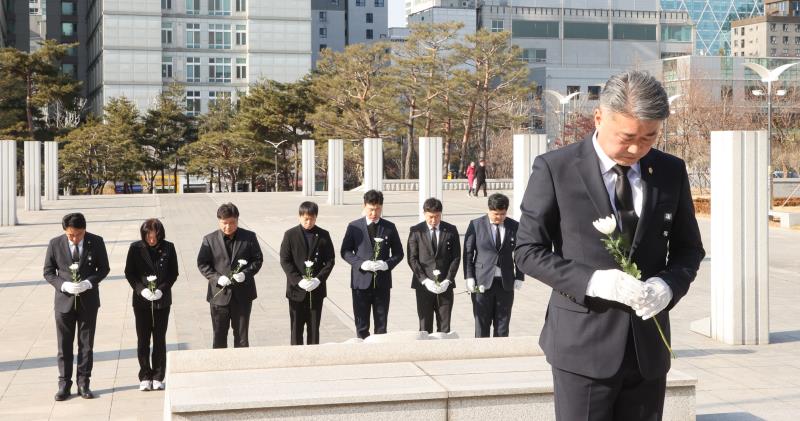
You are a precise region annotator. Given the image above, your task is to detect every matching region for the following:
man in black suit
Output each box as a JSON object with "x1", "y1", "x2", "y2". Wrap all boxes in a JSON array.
[
  {"x1": 43, "y1": 213, "x2": 110, "y2": 401},
  {"x1": 463, "y1": 193, "x2": 524, "y2": 338},
  {"x1": 474, "y1": 159, "x2": 488, "y2": 197},
  {"x1": 515, "y1": 70, "x2": 705, "y2": 420},
  {"x1": 341, "y1": 190, "x2": 404, "y2": 339},
  {"x1": 407, "y1": 197, "x2": 460, "y2": 334},
  {"x1": 279, "y1": 201, "x2": 335, "y2": 345},
  {"x1": 197, "y1": 203, "x2": 264, "y2": 348}
]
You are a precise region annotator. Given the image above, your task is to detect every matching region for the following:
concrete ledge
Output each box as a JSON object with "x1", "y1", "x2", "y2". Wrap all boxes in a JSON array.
[{"x1": 769, "y1": 209, "x2": 800, "y2": 228}]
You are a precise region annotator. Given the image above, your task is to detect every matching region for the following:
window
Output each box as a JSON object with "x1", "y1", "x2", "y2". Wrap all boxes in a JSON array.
[
  {"x1": 62, "y1": 1, "x2": 75, "y2": 15},
  {"x1": 319, "y1": 11, "x2": 326, "y2": 22},
  {"x1": 186, "y1": 0, "x2": 200, "y2": 14},
  {"x1": 796, "y1": 24, "x2": 800, "y2": 32},
  {"x1": 356, "y1": 0, "x2": 364, "y2": 6},
  {"x1": 784, "y1": 48, "x2": 789, "y2": 55},
  {"x1": 796, "y1": 36, "x2": 800, "y2": 44},
  {"x1": 187, "y1": 57, "x2": 201, "y2": 82},
  {"x1": 770, "y1": 36, "x2": 777, "y2": 44},
  {"x1": 491, "y1": 20, "x2": 504, "y2": 33},
  {"x1": 366, "y1": 13, "x2": 373, "y2": 23},
  {"x1": 162, "y1": 56, "x2": 173, "y2": 78},
  {"x1": 209, "y1": 57, "x2": 231, "y2": 83},
  {"x1": 187, "y1": 23, "x2": 201, "y2": 48},
  {"x1": 61, "y1": 63, "x2": 75, "y2": 77},
  {"x1": 771, "y1": 48, "x2": 777, "y2": 55},
  {"x1": 186, "y1": 91, "x2": 201, "y2": 116},
  {"x1": 588, "y1": 86, "x2": 601, "y2": 100},
  {"x1": 62, "y1": 22, "x2": 76, "y2": 37},
  {"x1": 374, "y1": 0, "x2": 384, "y2": 6},
  {"x1": 209, "y1": 91, "x2": 231, "y2": 107},
  {"x1": 162, "y1": 0, "x2": 172, "y2": 9},
  {"x1": 235, "y1": 25, "x2": 246, "y2": 45},
  {"x1": 320, "y1": 27, "x2": 327, "y2": 39},
  {"x1": 162, "y1": 23, "x2": 173, "y2": 44},
  {"x1": 319, "y1": 44, "x2": 327, "y2": 51},
  {"x1": 208, "y1": 0, "x2": 231, "y2": 15},
  {"x1": 331, "y1": 0, "x2": 338, "y2": 4},
  {"x1": 366, "y1": 29, "x2": 373, "y2": 39},
  {"x1": 236, "y1": 58, "x2": 246, "y2": 79},
  {"x1": 512, "y1": 21, "x2": 559, "y2": 38},
  {"x1": 566, "y1": 86, "x2": 580, "y2": 95},
  {"x1": 770, "y1": 23, "x2": 777, "y2": 31},
  {"x1": 209, "y1": 24, "x2": 232, "y2": 49},
  {"x1": 520, "y1": 48, "x2": 546, "y2": 63},
  {"x1": 564, "y1": 22, "x2": 608, "y2": 40},
  {"x1": 784, "y1": 24, "x2": 790, "y2": 32},
  {"x1": 613, "y1": 24, "x2": 656, "y2": 41},
  {"x1": 235, "y1": 0, "x2": 246, "y2": 12}
]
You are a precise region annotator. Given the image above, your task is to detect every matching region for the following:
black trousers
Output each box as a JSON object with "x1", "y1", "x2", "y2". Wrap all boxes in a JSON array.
[
  {"x1": 352, "y1": 288, "x2": 390, "y2": 339},
  {"x1": 54, "y1": 306, "x2": 98, "y2": 388},
  {"x1": 133, "y1": 305, "x2": 170, "y2": 381},
  {"x1": 415, "y1": 287, "x2": 454, "y2": 334},
  {"x1": 210, "y1": 300, "x2": 252, "y2": 348},
  {"x1": 552, "y1": 329, "x2": 667, "y2": 421},
  {"x1": 475, "y1": 178, "x2": 487, "y2": 196},
  {"x1": 472, "y1": 278, "x2": 514, "y2": 337},
  {"x1": 289, "y1": 295, "x2": 324, "y2": 345}
]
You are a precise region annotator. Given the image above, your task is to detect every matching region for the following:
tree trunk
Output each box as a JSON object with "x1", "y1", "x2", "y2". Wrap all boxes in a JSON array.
[
  {"x1": 458, "y1": 101, "x2": 477, "y2": 175},
  {"x1": 174, "y1": 155, "x2": 179, "y2": 193},
  {"x1": 26, "y1": 74, "x2": 35, "y2": 139},
  {"x1": 404, "y1": 102, "x2": 416, "y2": 179},
  {"x1": 292, "y1": 142, "x2": 299, "y2": 191}
]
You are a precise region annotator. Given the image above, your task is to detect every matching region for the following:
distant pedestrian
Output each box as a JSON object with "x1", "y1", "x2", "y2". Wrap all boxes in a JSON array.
[
  {"x1": 474, "y1": 159, "x2": 488, "y2": 197},
  {"x1": 466, "y1": 162, "x2": 476, "y2": 197}
]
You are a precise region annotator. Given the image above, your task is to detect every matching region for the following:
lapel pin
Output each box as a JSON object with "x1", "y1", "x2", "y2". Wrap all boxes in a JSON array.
[
  {"x1": 665, "y1": 213, "x2": 672, "y2": 221},
  {"x1": 648, "y1": 167, "x2": 653, "y2": 175}
]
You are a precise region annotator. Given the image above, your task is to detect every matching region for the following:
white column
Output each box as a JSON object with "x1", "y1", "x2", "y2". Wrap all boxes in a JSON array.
[
  {"x1": 418, "y1": 137, "x2": 443, "y2": 220},
  {"x1": 513, "y1": 134, "x2": 548, "y2": 218},
  {"x1": 44, "y1": 141, "x2": 59, "y2": 200},
  {"x1": 24, "y1": 141, "x2": 42, "y2": 211},
  {"x1": 302, "y1": 139, "x2": 315, "y2": 196},
  {"x1": 363, "y1": 138, "x2": 383, "y2": 192},
  {"x1": 700, "y1": 131, "x2": 770, "y2": 345},
  {"x1": 328, "y1": 139, "x2": 344, "y2": 205},
  {"x1": 1, "y1": 140, "x2": 17, "y2": 226}
]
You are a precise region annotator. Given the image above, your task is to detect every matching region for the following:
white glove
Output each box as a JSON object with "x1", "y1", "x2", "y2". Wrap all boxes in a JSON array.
[
  {"x1": 232, "y1": 272, "x2": 246, "y2": 283},
  {"x1": 439, "y1": 279, "x2": 451, "y2": 292},
  {"x1": 61, "y1": 282, "x2": 80, "y2": 295},
  {"x1": 586, "y1": 269, "x2": 645, "y2": 309},
  {"x1": 78, "y1": 280, "x2": 93, "y2": 293},
  {"x1": 374, "y1": 260, "x2": 389, "y2": 271},
  {"x1": 153, "y1": 289, "x2": 164, "y2": 300},
  {"x1": 141, "y1": 289, "x2": 155, "y2": 301},
  {"x1": 514, "y1": 280, "x2": 524, "y2": 290},
  {"x1": 217, "y1": 275, "x2": 232, "y2": 287},
  {"x1": 422, "y1": 279, "x2": 439, "y2": 294},
  {"x1": 465, "y1": 278, "x2": 476, "y2": 292},
  {"x1": 360, "y1": 261, "x2": 377, "y2": 272},
  {"x1": 306, "y1": 278, "x2": 321, "y2": 292},
  {"x1": 636, "y1": 277, "x2": 673, "y2": 320}
]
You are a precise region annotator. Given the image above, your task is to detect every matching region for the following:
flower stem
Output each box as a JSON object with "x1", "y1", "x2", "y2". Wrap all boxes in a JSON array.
[{"x1": 653, "y1": 316, "x2": 676, "y2": 359}]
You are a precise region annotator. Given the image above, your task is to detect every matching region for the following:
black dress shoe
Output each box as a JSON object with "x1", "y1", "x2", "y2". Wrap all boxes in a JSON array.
[
  {"x1": 54, "y1": 386, "x2": 71, "y2": 401},
  {"x1": 78, "y1": 385, "x2": 95, "y2": 399}
]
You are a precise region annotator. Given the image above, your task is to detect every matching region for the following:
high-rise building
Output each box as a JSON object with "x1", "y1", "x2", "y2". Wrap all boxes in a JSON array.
[
  {"x1": 731, "y1": 1, "x2": 800, "y2": 58},
  {"x1": 311, "y1": 0, "x2": 388, "y2": 67},
  {"x1": 766, "y1": 0, "x2": 800, "y2": 17},
  {"x1": 660, "y1": 0, "x2": 763, "y2": 55},
  {"x1": 1, "y1": 0, "x2": 30, "y2": 50}
]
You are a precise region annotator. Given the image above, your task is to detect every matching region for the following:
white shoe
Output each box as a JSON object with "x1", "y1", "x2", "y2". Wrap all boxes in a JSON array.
[
  {"x1": 152, "y1": 380, "x2": 165, "y2": 390},
  {"x1": 139, "y1": 380, "x2": 152, "y2": 391}
]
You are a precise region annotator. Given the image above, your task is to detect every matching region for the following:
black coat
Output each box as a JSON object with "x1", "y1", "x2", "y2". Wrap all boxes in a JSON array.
[
  {"x1": 43, "y1": 232, "x2": 110, "y2": 313},
  {"x1": 197, "y1": 228, "x2": 264, "y2": 306},
  {"x1": 124, "y1": 240, "x2": 179, "y2": 309},
  {"x1": 340, "y1": 218, "x2": 404, "y2": 290},
  {"x1": 279, "y1": 225, "x2": 335, "y2": 302},
  {"x1": 406, "y1": 221, "x2": 460, "y2": 290},
  {"x1": 515, "y1": 137, "x2": 705, "y2": 380}
]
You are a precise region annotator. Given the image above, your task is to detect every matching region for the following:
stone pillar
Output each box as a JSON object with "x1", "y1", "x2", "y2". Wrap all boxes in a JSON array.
[
  {"x1": 512, "y1": 134, "x2": 548, "y2": 218},
  {"x1": 24, "y1": 141, "x2": 42, "y2": 211},
  {"x1": 1, "y1": 140, "x2": 17, "y2": 226},
  {"x1": 328, "y1": 139, "x2": 344, "y2": 205},
  {"x1": 44, "y1": 141, "x2": 59, "y2": 200},
  {"x1": 694, "y1": 131, "x2": 770, "y2": 345},
  {"x1": 363, "y1": 138, "x2": 383, "y2": 192},
  {"x1": 418, "y1": 137, "x2": 443, "y2": 220},
  {"x1": 302, "y1": 139, "x2": 315, "y2": 197}
]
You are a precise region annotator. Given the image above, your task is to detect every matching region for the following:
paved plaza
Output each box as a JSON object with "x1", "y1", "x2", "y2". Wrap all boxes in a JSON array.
[{"x1": 1, "y1": 190, "x2": 799, "y2": 420}]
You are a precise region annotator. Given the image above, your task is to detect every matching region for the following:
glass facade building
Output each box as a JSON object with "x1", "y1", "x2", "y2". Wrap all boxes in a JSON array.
[{"x1": 661, "y1": 1, "x2": 763, "y2": 55}]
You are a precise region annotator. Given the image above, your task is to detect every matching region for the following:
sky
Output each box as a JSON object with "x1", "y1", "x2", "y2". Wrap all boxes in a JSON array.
[{"x1": 389, "y1": 0, "x2": 406, "y2": 28}]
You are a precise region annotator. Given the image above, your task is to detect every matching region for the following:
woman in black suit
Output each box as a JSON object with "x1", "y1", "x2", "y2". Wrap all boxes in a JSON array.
[{"x1": 124, "y1": 219, "x2": 178, "y2": 392}]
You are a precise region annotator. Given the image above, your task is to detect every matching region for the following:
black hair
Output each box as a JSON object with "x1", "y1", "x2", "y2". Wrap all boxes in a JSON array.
[
  {"x1": 140, "y1": 218, "x2": 166, "y2": 243},
  {"x1": 298, "y1": 201, "x2": 319, "y2": 217},
  {"x1": 363, "y1": 190, "x2": 384, "y2": 206},
  {"x1": 62, "y1": 213, "x2": 86, "y2": 230},
  {"x1": 422, "y1": 197, "x2": 443, "y2": 213},
  {"x1": 487, "y1": 193, "x2": 509, "y2": 211},
  {"x1": 216, "y1": 202, "x2": 239, "y2": 219}
]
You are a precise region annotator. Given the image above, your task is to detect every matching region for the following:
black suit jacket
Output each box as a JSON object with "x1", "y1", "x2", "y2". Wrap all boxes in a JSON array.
[
  {"x1": 197, "y1": 228, "x2": 264, "y2": 306},
  {"x1": 340, "y1": 218, "x2": 404, "y2": 290},
  {"x1": 406, "y1": 221, "x2": 460, "y2": 289},
  {"x1": 124, "y1": 240, "x2": 179, "y2": 309},
  {"x1": 475, "y1": 165, "x2": 487, "y2": 182},
  {"x1": 514, "y1": 136, "x2": 705, "y2": 380},
  {"x1": 463, "y1": 215, "x2": 524, "y2": 291},
  {"x1": 279, "y1": 225, "x2": 335, "y2": 302},
  {"x1": 43, "y1": 232, "x2": 110, "y2": 313}
]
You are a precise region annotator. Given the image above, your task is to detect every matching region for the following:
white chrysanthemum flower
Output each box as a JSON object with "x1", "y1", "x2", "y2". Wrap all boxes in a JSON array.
[
  {"x1": 304, "y1": 260, "x2": 314, "y2": 268},
  {"x1": 592, "y1": 215, "x2": 617, "y2": 235},
  {"x1": 478, "y1": 285, "x2": 486, "y2": 293},
  {"x1": 69, "y1": 263, "x2": 79, "y2": 271},
  {"x1": 433, "y1": 269, "x2": 441, "y2": 276},
  {"x1": 238, "y1": 259, "x2": 248, "y2": 265},
  {"x1": 374, "y1": 238, "x2": 384, "y2": 243},
  {"x1": 147, "y1": 275, "x2": 157, "y2": 282}
]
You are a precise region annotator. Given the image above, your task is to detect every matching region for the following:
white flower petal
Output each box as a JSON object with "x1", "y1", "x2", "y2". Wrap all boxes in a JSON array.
[{"x1": 238, "y1": 259, "x2": 247, "y2": 265}]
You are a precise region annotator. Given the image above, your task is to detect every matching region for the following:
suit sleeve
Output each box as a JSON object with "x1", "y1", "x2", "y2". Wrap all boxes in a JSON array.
[
  {"x1": 43, "y1": 240, "x2": 66, "y2": 291},
  {"x1": 656, "y1": 164, "x2": 705, "y2": 311},
  {"x1": 87, "y1": 237, "x2": 110, "y2": 285},
  {"x1": 341, "y1": 225, "x2": 366, "y2": 268},
  {"x1": 316, "y1": 233, "x2": 336, "y2": 282},
  {"x1": 514, "y1": 156, "x2": 595, "y2": 305},
  {"x1": 446, "y1": 227, "x2": 460, "y2": 283},
  {"x1": 463, "y1": 222, "x2": 476, "y2": 280},
  {"x1": 406, "y1": 228, "x2": 427, "y2": 280},
  {"x1": 241, "y1": 233, "x2": 263, "y2": 278},
  {"x1": 124, "y1": 244, "x2": 145, "y2": 295},
  {"x1": 385, "y1": 226, "x2": 404, "y2": 270},
  {"x1": 512, "y1": 224, "x2": 525, "y2": 282},
  {"x1": 279, "y1": 231, "x2": 303, "y2": 286},
  {"x1": 197, "y1": 235, "x2": 222, "y2": 288},
  {"x1": 160, "y1": 242, "x2": 179, "y2": 291}
]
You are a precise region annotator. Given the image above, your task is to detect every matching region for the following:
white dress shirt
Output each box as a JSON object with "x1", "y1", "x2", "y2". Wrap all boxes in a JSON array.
[{"x1": 592, "y1": 132, "x2": 643, "y2": 218}]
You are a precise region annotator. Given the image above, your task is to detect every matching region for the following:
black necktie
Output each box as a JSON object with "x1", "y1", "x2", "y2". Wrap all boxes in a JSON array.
[
  {"x1": 611, "y1": 165, "x2": 639, "y2": 246},
  {"x1": 494, "y1": 224, "x2": 502, "y2": 251},
  {"x1": 72, "y1": 244, "x2": 80, "y2": 263},
  {"x1": 430, "y1": 227, "x2": 438, "y2": 252},
  {"x1": 368, "y1": 222, "x2": 377, "y2": 242}
]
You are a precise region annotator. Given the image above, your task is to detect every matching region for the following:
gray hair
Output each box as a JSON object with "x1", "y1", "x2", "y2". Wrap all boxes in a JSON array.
[{"x1": 599, "y1": 70, "x2": 670, "y2": 121}]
